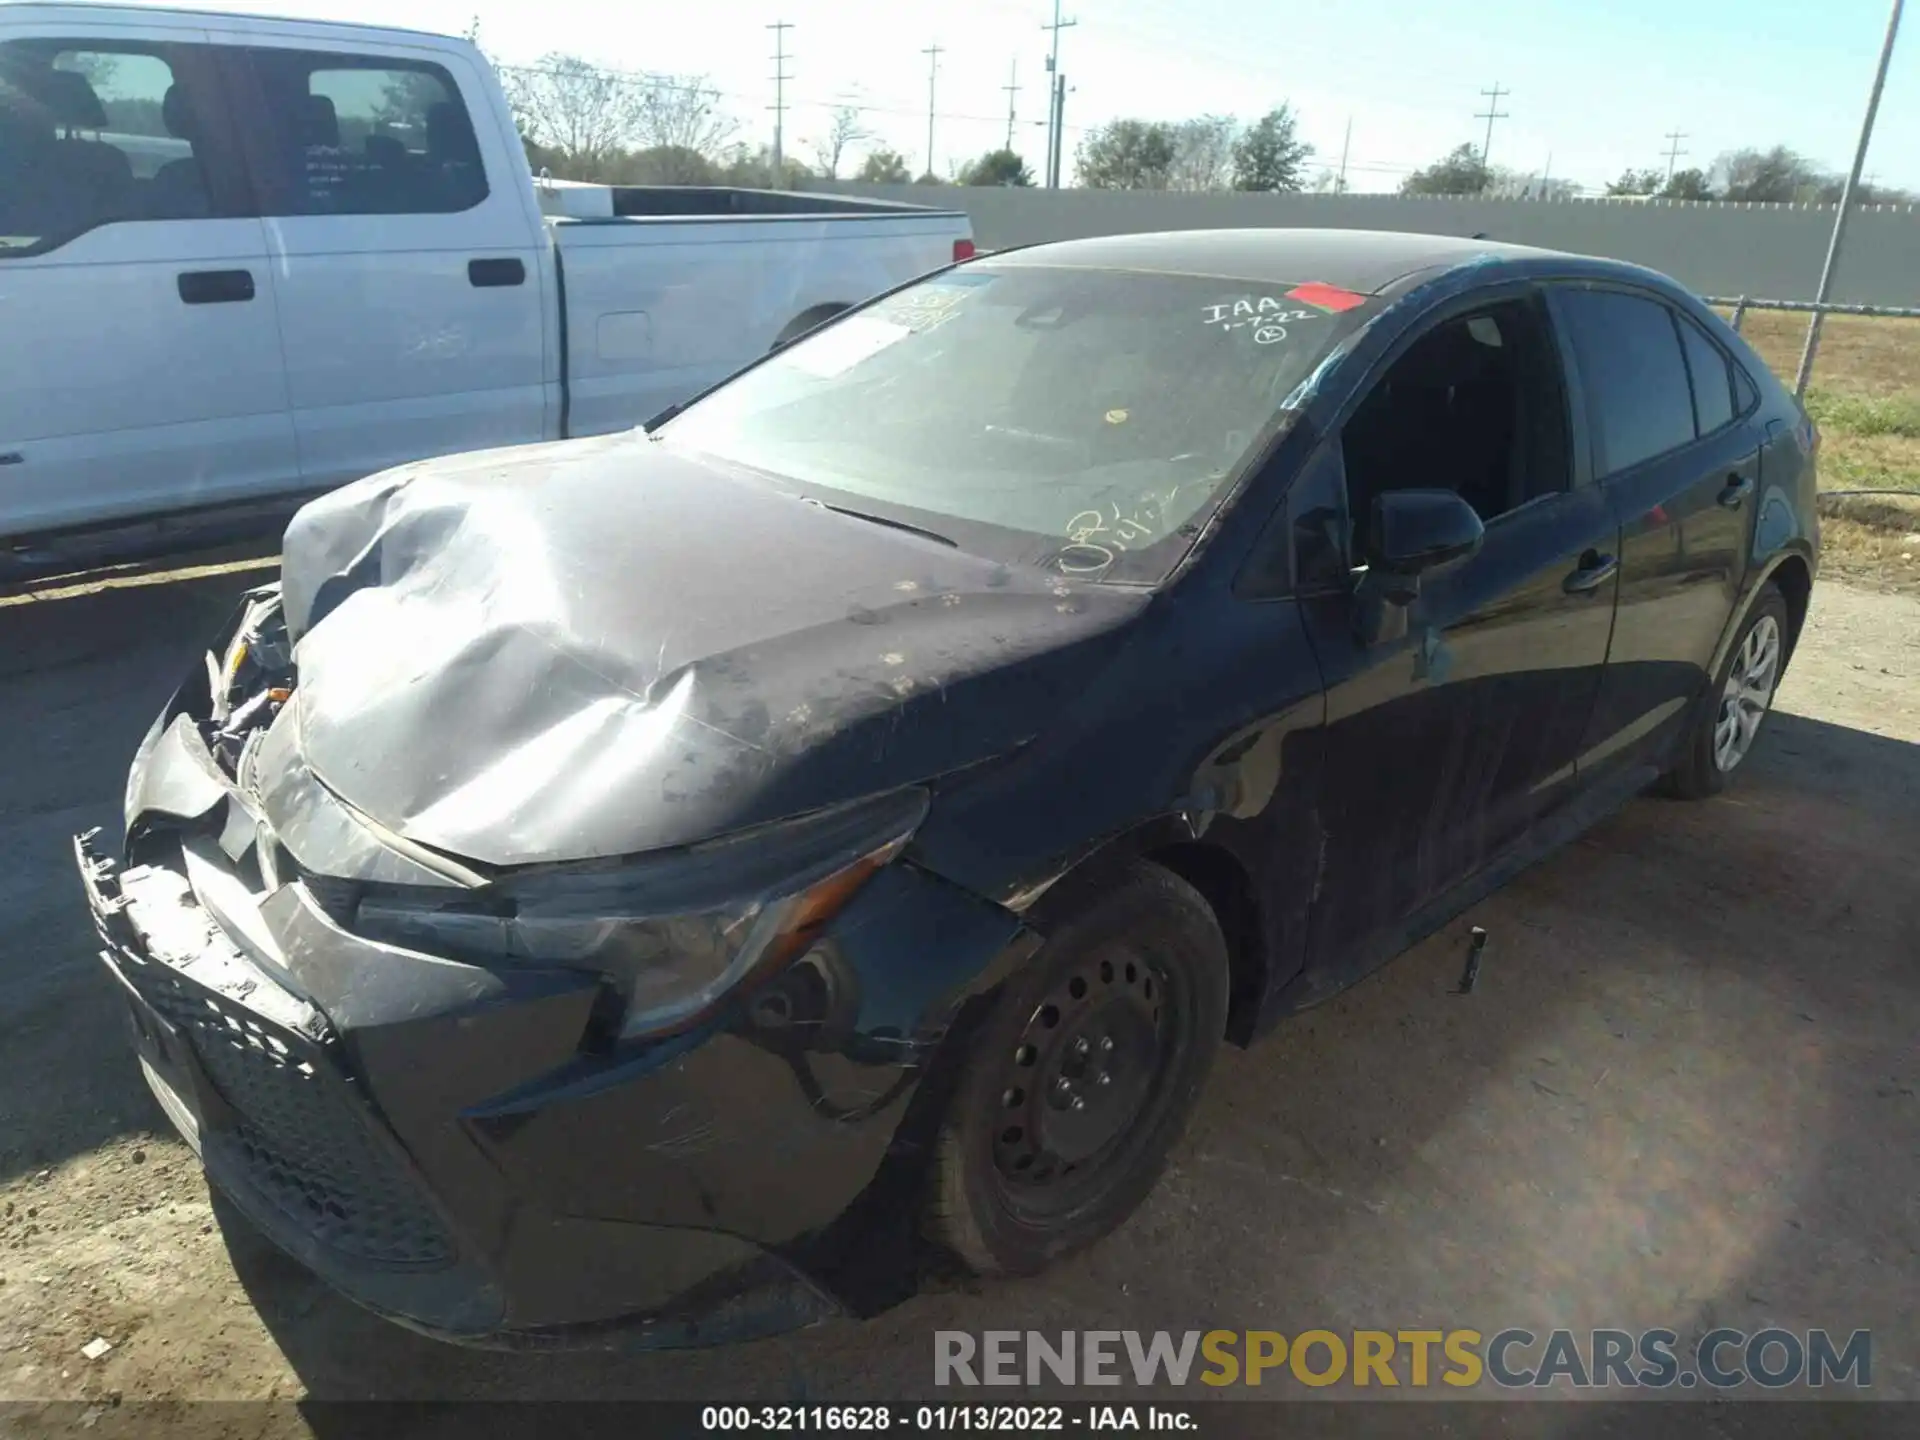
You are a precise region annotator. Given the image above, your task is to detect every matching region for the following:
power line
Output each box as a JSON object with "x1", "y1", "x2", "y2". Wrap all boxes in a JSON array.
[
  {"x1": 921, "y1": 44, "x2": 943, "y2": 180},
  {"x1": 1003, "y1": 59, "x2": 1020, "y2": 151},
  {"x1": 767, "y1": 21, "x2": 793, "y2": 188},
  {"x1": 1475, "y1": 82, "x2": 1510, "y2": 167},
  {"x1": 1662, "y1": 129, "x2": 1689, "y2": 182},
  {"x1": 1042, "y1": 0, "x2": 1078, "y2": 189}
]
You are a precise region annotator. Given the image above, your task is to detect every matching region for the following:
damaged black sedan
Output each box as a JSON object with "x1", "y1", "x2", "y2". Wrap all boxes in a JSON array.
[{"x1": 76, "y1": 229, "x2": 1819, "y2": 1346}]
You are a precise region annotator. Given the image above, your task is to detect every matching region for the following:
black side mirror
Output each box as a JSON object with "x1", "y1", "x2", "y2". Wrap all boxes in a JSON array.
[
  {"x1": 1353, "y1": 489, "x2": 1484, "y2": 645},
  {"x1": 1367, "y1": 489, "x2": 1484, "y2": 592}
]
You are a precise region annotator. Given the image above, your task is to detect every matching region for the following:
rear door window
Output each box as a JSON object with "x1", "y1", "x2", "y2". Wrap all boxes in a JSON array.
[
  {"x1": 0, "y1": 39, "x2": 242, "y2": 256},
  {"x1": 1553, "y1": 288, "x2": 1698, "y2": 477},
  {"x1": 233, "y1": 48, "x2": 488, "y2": 216},
  {"x1": 1675, "y1": 312, "x2": 1736, "y2": 436}
]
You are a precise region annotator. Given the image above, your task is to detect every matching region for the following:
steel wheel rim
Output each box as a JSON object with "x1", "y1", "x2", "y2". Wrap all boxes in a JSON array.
[
  {"x1": 1713, "y1": 614, "x2": 1781, "y2": 773},
  {"x1": 990, "y1": 943, "x2": 1173, "y2": 1204}
]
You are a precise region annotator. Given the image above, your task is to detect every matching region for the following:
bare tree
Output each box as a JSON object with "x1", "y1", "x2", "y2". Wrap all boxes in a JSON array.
[
  {"x1": 809, "y1": 106, "x2": 872, "y2": 180},
  {"x1": 501, "y1": 55, "x2": 641, "y2": 174},
  {"x1": 1167, "y1": 116, "x2": 1238, "y2": 192},
  {"x1": 633, "y1": 75, "x2": 737, "y2": 159}
]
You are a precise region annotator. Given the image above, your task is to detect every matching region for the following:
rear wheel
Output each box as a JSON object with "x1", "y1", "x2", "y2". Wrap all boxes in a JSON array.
[
  {"x1": 1665, "y1": 584, "x2": 1790, "y2": 799},
  {"x1": 925, "y1": 861, "x2": 1228, "y2": 1276},
  {"x1": 771, "y1": 305, "x2": 847, "y2": 350}
]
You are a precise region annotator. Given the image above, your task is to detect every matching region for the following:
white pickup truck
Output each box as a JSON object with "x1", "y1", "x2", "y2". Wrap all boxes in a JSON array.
[{"x1": 0, "y1": 4, "x2": 974, "y2": 569}]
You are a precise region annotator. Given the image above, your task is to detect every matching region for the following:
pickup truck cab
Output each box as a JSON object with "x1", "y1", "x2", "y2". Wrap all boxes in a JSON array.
[{"x1": 0, "y1": 3, "x2": 973, "y2": 569}]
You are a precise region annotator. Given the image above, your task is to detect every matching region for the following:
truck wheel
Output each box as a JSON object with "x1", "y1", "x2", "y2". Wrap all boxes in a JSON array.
[
  {"x1": 925, "y1": 861, "x2": 1228, "y2": 1276},
  {"x1": 771, "y1": 305, "x2": 847, "y2": 350},
  {"x1": 1664, "y1": 584, "x2": 1790, "y2": 799}
]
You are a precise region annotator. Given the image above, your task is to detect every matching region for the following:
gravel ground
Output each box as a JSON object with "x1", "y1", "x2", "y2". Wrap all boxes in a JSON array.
[{"x1": 0, "y1": 565, "x2": 1915, "y2": 1430}]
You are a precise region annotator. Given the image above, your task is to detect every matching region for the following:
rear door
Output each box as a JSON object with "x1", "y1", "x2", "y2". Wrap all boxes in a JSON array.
[
  {"x1": 215, "y1": 29, "x2": 548, "y2": 488},
  {"x1": 0, "y1": 18, "x2": 294, "y2": 539},
  {"x1": 1548, "y1": 285, "x2": 1763, "y2": 781}
]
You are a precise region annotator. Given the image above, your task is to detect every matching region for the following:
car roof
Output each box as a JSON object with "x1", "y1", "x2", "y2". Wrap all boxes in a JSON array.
[{"x1": 985, "y1": 228, "x2": 1567, "y2": 295}]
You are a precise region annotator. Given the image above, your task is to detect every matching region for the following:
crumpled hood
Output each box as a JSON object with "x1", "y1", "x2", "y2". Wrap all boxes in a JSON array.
[{"x1": 277, "y1": 432, "x2": 1149, "y2": 868}]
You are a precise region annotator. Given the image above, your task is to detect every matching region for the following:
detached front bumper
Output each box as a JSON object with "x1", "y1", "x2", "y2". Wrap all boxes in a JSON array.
[{"x1": 76, "y1": 699, "x2": 1030, "y2": 1346}]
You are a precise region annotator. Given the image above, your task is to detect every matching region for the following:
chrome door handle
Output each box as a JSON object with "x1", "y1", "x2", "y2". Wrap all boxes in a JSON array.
[{"x1": 1563, "y1": 552, "x2": 1618, "y2": 595}]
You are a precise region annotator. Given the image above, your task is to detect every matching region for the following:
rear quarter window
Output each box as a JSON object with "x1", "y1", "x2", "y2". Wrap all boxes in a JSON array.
[{"x1": 1676, "y1": 312, "x2": 1736, "y2": 435}]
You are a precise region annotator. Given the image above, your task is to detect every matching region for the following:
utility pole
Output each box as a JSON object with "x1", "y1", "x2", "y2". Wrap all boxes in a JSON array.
[
  {"x1": 1049, "y1": 72, "x2": 1068, "y2": 188},
  {"x1": 1662, "y1": 129, "x2": 1689, "y2": 183},
  {"x1": 1336, "y1": 116, "x2": 1352, "y2": 193},
  {"x1": 1475, "y1": 82, "x2": 1509, "y2": 167},
  {"x1": 1003, "y1": 59, "x2": 1020, "y2": 151},
  {"x1": 922, "y1": 43, "x2": 943, "y2": 180},
  {"x1": 1797, "y1": 0, "x2": 1904, "y2": 397},
  {"x1": 1042, "y1": 0, "x2": 1078, "y2": 189},
  {"x1": 767, "y1": 21, "x2": 792, "y2": 190}
]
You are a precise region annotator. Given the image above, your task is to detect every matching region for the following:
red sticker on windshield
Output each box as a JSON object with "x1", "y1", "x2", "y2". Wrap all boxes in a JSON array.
[{"x1": 1287, "y1": 282, "x2": 1368, "y2": 313}]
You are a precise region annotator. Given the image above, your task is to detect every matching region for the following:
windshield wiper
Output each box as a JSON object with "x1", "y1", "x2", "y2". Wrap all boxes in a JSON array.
[
  {"x1": 802, "y1": 497, "x2": 957, "y2": 548},
  {"x1": 642, "y1": 401, "x2": 685, "y2": 435}
]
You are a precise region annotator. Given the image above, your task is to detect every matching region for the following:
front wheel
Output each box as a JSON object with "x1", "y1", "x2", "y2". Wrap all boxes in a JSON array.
[
  {"x1": 1665, "y1": 584, "x2": 1791, "y2": 799},
  {"x1": 925, "y1": 861, "x2": 1228, "y2": 1276}
]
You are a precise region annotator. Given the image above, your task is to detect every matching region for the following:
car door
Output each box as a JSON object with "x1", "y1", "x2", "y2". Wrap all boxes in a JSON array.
[
  {"x1": 1547, "y1": 285, "x2": 1762, "y2": 782},
  {"x1": 1290, "y1": 288, "x2": 1620, "y2": 989},
  {"x1": 0, "y1": 20, "x2": 295, "y2": 541},
  {"x1": 214, "y1": 30, "x2": 547, "y2": 490}
]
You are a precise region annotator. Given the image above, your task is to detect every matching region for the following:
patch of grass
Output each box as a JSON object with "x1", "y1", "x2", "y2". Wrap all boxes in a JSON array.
[
  {"x1": 1718, "y1": 310, "x2": 1920, "y2": 398},
  {"x1": 1805, "y1": 389, "x2": 1920, "y2": 439},
  {"x1": 1816, "y1": 496, "x2": 1920, "y2": 597},
  {"x1": 1816, "y1": 431, "x2": 1920, "y2": 496}
]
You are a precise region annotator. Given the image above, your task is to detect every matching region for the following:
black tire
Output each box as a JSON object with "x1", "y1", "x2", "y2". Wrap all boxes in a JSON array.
[
  {"x1": 1664, "y1": 583, "x2": 1792, "y2": 800},
  {"x1": 771, "y1": 305, "x2": 847, "y2": 351},
  {"x1": 925, "y1": 861, "x2": 1229, "y2": 1276}
]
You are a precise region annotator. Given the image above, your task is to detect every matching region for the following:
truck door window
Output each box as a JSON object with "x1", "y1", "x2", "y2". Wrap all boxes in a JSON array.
[
  {"x1": 237, "y1": 49, "x2": 488, "y2": 216},
  {"x1": 0, "y1": 40, "x2": 235, "y2": 256}
]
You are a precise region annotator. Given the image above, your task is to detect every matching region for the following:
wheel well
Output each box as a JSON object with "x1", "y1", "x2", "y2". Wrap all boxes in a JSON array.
[
  {"x1": 1143, "y1": 842, "x2": 1266, "y2": 1048},
  {"x1": 1771, "y1": 554, "x2": 1812, "y2": 658},
  {"x1": 772, "y1": 303, "x2": 849, "y2": 350}
]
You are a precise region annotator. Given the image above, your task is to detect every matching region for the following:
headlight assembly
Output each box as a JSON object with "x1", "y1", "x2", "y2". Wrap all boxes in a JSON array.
[{"x1": 350, "y1": 787, "x2": 928, "y2": 1038}]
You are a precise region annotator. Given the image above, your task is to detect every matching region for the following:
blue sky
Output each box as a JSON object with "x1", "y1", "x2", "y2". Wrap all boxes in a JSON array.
[{"x1": 110, "y1": 0, "x2": 1919, "y2": 192}]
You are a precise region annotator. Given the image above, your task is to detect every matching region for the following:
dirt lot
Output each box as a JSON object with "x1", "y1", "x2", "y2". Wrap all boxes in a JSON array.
[{"x1": 0, "y1": 552, "x2": 1915, "y2": 1429}]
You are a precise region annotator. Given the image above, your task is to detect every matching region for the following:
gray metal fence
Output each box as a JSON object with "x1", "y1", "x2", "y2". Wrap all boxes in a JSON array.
[
  {"x1": 1709, "y1": 296, "x2": 1920, "y2": 329},
  {"x1": 1704, "y1": 295, "x2": 1920, "y2": 402}
]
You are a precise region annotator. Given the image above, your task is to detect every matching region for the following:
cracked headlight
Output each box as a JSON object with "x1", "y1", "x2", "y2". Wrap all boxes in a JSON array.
[{"x1": 352, "y1": 788, "x2": 928, "y2": 1037}]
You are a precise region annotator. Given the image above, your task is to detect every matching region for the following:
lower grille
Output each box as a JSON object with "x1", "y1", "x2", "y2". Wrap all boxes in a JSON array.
[{"x1": 136, "y1": 971, "x2": 455, "y2": 1270}]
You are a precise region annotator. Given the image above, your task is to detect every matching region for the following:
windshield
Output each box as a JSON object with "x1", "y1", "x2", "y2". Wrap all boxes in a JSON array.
[{"x1": 658, "y1": 263, "x2": 1379, "y2": 583}]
